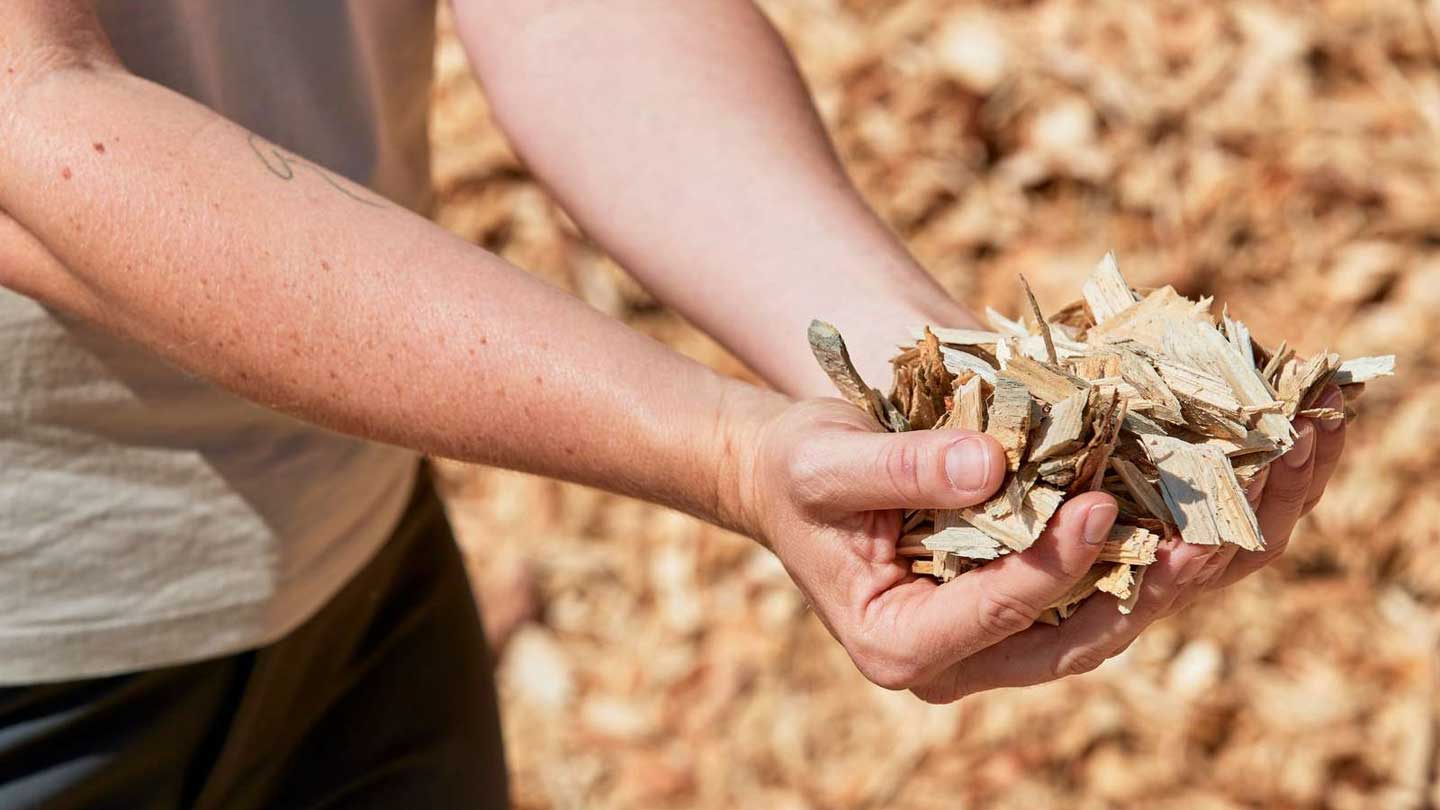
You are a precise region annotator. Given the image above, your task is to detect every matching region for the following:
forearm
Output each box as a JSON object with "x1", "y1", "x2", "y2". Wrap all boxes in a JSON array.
[
  {"x1": 457, "y1": 0, "x2": 976, "y2": 397},
  {"x1": 0, "y1": 62, "x2": 784, "y2": 532}
]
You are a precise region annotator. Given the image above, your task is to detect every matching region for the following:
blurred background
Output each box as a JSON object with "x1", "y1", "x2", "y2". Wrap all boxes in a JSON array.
[{"x1": 427, "y1": 1, "x2": 1440, "y2": 808}]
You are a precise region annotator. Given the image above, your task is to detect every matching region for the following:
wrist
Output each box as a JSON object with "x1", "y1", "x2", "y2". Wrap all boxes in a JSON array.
[{"x1": 707, "y1": 379, "x2": 789, "y2": 542}]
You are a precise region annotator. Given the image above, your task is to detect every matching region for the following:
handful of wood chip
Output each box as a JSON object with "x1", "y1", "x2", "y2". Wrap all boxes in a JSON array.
[{"x1": 808, "y1": 253, "x2": 1395, "y2": 623}]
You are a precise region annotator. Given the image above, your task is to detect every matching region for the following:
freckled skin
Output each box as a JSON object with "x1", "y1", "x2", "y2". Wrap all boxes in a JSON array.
[{"x1": 93, "y1": 141, "x2": 104, "y2": 153}]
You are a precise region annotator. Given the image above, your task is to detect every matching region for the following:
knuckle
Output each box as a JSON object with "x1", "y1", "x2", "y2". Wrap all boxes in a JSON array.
[
  {"x1": 849, "y1": 636, "x2": 922, "y2": 691},
  {"x1": 975, "y1": 587, "x2": 1039, "y2": 640},
  {"x1": 912, "y1": 682, "x2": 964, "y2": 705},
  {"x1": 881, "y1": 440, "x2": 928, "y2": 501},
  {"x1": 856, "y1": 655, "x2": 921, "y2": 692},
  {"x1": 1054, "y1": 647, "x2": 1109, "y2": 679}
]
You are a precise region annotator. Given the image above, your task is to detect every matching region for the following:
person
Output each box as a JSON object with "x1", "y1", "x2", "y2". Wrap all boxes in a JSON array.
[{"x1": 0, "y1": 2, "x2": 1346, "y2": 807}]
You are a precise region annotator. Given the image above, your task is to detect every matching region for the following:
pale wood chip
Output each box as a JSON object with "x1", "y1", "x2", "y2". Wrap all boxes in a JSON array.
[
  {"x1": 919, "y1": 326, "x2": 1007, "y2": 346},
  {"x1": 961, "y1": 482, "x2": 1065, "y2": 552},
  {"x1": 1097, "y1": 524, "x2": 1161, "y2": 565},
  {"x1": 1261, "y1": 339, "x2": 1293, "y2": 384},
  {"x1": 1110, "y1": 457, "x2": 1172, "y2": 521},
  {"x1": 953, "y1": 375, "x2": 987, "y2": 432},
  {"x1": 1019, "y1": 274, "x2": 1059, "y2": 365},
  {"x1": 1030, "y1": 390, "x2": 1089, "y2": 462},
  {"x1": 1088, "y1": 286, "x2": 1207, "y2": 349},
  {"x1": 1000, "y1": 355, "x2": 1091, "y2": 405},
  {"x1": 1095, "y1": 563, "x2": 1136, "y2": 601},
  {"x1": 1118, "y1": 567, "x2": 1145, "y2": 614},
  {"x1": 1333, "y1": 355, "x2": 1396, "y2": 385},
  {"x1": 922, "y1": 512, "x2": 1005, "y2": 559},
  {"x1": 1081, "y1": 251, "x2": 1138, "y2": 325},
  {"x1": 1221, "y1": 306, "x2": 1255, "y2": 369},
  {"x1": 985, "y1": 307, "x2": 1030, "y2": 337},
  {"x1": 1161, "y1": 318, "x2": 1292, "y2": 447},
  {"x1": 1140, "y1": 434, "x2": 1264, "y2": 549},
  {"x1": 1113, "y1": 348, "x2": 1184, "y2": 424},
  {"x1": 985, "y1": 374, "x2": 1032, "y2": 471},
  {"x1": 939, "y1": 346, "x2": 999, "y2": 384}
]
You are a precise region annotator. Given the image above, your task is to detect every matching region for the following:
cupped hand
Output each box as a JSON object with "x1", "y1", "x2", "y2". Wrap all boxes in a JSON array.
[
  {"x1": 738, "y1": 397, "x2": 1119, "y2": 700},
  {"x1": 935, "y1": 385, "x2": 1351, "y2": 697}
]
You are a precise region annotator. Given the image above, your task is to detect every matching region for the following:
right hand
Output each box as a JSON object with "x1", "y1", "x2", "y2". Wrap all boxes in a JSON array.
[{"x1": 736, "y1": 397, "x2": 1126, "y2": 702}]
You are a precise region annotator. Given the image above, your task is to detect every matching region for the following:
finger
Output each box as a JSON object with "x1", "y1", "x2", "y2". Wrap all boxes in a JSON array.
[
  {"x1": 795, "y1": 427, "x2": 1007, "y2": 512},
  {"x1": 1190, "y1": 543, "x2": 1239, "y2": 593},
  {"x1": 919, "y1": 534, "x2": 1205, "y2": 699},
  {"x1": 1211, "y1": 420, "x2": 1317, "y2": 589},
  {"x1": 891, "y1": 493, "x2": 1114, "y2": 692},
  {"x1": 1300, "y1": 387, "x2": 1347, "y2": 515}
]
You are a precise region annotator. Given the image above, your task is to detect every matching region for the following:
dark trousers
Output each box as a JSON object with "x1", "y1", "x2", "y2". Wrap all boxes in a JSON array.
[{"x1": 0, "y1": 472, "x2": 510, "y2": 809}]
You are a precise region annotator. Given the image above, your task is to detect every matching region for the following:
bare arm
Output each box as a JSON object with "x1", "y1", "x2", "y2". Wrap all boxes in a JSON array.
[
  {"x1": 454, "y1": 0, "x2": 978, "y2": 396},
  {"x1": 0, "y1": 7, "x2": 773, "y2": 530}
]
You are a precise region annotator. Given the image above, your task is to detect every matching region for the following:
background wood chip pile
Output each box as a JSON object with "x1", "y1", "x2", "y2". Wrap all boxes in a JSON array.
[{"x1": 429, "y1": 1, "x2": 1440, "y2": 808}]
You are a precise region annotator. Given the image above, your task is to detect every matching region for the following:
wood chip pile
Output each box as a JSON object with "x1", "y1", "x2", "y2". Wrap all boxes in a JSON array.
[
  {"x1": 431, "y1": 1, "x2": 1440, "y2": 807},
  {"x1": 810, "y1": 255, "x2": 1393, "y2": 621}
]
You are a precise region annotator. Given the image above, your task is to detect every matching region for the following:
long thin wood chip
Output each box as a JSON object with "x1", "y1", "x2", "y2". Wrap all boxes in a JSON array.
[
  {"x1": 1221, "y1": 306, "x2": 1255, "y2": 369},
  {"x1": 1000, "y1": 355, "x2": 1091, "y2": 405},
  {"x1": 808, "y1": 320, "x2": 871, "y2": 409},
  {"x1": 923, "y1": 512, "x2": 1004, "y2": 559},
  {"x1": 953, "y1": 375, "x2": 987, "y2": 432},
  {"x1": 1110, "y1": 457, "x2": 1171, "y2": 521},
  {"x1": 1019, "y1": 274, "x2": 1059, "y2": 365}
]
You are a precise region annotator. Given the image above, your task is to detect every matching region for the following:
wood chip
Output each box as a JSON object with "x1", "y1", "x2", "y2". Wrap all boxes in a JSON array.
[
  {"x1": 1333, "y1": 355, "x2": 1396, "y2": 385},
  {"x1": 1110, "y1": 457, "x2": 1171, "y2": 522},
  {"x1": 1097, "y1": 524, "x2": 1161, "y2": 565},
  {"x1": 1140, "y1": 434, "x2": 1263, "y2": 550},
  {"x1": 1030, "y1": 390, "x2": 1089, "y2": 462},
  {"x1": 1081, "y1": 251, "x2": 1138, "y2": 325},
  {"x1": 985, "y1": 374, "x2": 1032, "y2": 471},
  {"x1": 953, "y1": 375, "x2": 987, "y2": 432},
  {"x1": 809, "y1": 252, "x2": 1392, "y2": 620},
  {"x1": 1000, "y1": 355, "x2": 1091, "y2": 405}
]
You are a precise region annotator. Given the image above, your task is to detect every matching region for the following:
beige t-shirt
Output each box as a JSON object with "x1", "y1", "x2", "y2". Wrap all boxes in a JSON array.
[{"x1": 0, "y1": 0, "x2": 439, "y2": 683}]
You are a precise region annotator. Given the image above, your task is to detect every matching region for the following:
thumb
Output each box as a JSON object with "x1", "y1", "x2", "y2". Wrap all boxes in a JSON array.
[{"x1": 800, "y1": 428, "x2": 1007, "y2": 512}]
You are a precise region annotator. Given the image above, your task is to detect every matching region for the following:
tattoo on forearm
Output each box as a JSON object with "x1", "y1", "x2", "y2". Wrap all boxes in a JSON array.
[{"x1": 246, "y1": 134, "x2": 385, "y2": 208}]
